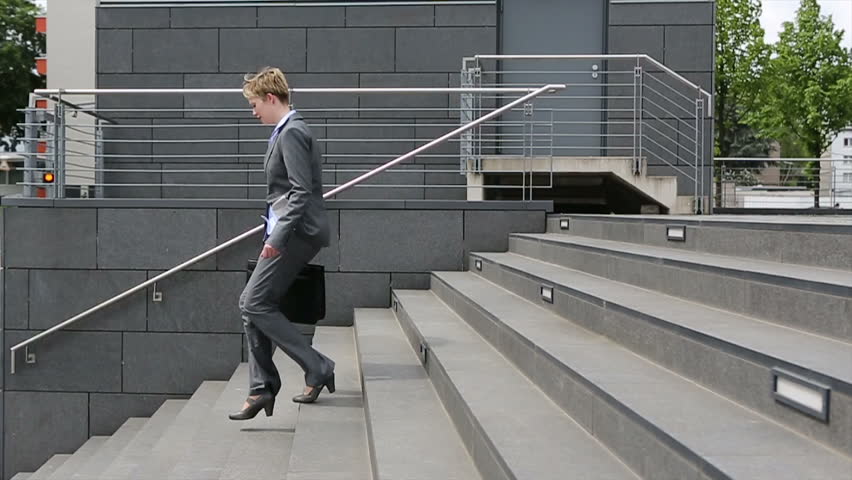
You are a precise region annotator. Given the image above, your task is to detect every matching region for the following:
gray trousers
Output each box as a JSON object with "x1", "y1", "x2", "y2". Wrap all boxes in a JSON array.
[{"x1": 239, "y1": 233, "x2": 334, "y2": 397}]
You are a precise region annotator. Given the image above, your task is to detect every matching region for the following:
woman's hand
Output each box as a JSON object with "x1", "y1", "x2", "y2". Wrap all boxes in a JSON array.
[{"x1": 261, "y1": 243, "x2": 281, "y2": 258}]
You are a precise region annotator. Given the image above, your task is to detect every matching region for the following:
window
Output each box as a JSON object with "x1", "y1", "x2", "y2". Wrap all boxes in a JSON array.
[
  {"x1": 844, "y1": 173, "x2": 852, "y2": 183},
  {"x1": 845, "y1": 138, "x2": 852, "y2": 147}
]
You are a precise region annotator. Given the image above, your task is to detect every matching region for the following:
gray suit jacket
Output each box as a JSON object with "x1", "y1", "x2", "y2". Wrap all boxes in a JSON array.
[{"x1": 265, "y1": 112, "x2": 330, "y2": 251}]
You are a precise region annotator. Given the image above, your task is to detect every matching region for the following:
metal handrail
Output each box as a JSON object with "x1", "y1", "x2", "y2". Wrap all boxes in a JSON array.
[
  {"x1": 470, "y1": 54, "x2": 713, "y2": 116},
  {"x1": 32, "y1": 87, "x2": 544, "y2": 96},
  {"x1": 9, "y1": 83, "x2": 566, "y2": 374}
]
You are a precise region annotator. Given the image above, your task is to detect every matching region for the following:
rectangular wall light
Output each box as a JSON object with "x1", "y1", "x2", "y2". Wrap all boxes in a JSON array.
[
  {"x1": 666, "y1": 225, "x2": 686, "y2": 242},
  {"x1": 559, "y1": 218, "x2": 570, "y2": 230},
  {"x1": 540, "y1": 285, "x2": 554, "y2": 303},
  {"x1": 772, "y1": 368, "x2": 830, "y2": 422},
  {"x1": 474, "y1": 259, "x2": 482, "y2": 271}
]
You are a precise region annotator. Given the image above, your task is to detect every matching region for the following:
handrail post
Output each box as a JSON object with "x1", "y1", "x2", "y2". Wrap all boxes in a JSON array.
[{"x1": 23, "y1": 95, "x2": 36, "y2": 198}]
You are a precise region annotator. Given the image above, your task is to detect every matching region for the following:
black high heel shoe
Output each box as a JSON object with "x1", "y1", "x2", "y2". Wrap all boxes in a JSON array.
[
  {"x1": 292, "y1": 374, "x2": 335, "y2": 404},
  {"x1": 228, "y1": 393, "x2": 275, "y2": 420}
]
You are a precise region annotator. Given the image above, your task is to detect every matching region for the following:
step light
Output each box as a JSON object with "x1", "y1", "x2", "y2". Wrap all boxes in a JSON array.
[
  {"x1": 772, "y1": 368, "x2": 830, "y2": 422},
  {"x1": 666, "y1": 224, "x2": 686, "y2": 242},
  {"x1": 540, "y1": 285, "x2": 554, "y2": 303},
  {"x1": 559, "y1": 218, "x2": 570, "y2": 230},
  {"x1": 474, "y1": 259, "x2": 482, "y2": 271}
]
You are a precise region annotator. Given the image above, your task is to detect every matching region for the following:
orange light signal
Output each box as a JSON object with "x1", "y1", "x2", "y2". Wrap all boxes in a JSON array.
[{"x1": 42, "y1": 172, "x2": 55, "y2": 183}]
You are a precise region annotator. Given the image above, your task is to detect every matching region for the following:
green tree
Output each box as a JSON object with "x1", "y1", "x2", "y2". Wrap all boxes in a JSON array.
[
  {"x1": 0, "y1": 0, "x2": 44, "y2": 151},
  {"x1": 714, "y1": 0, "x2": 771, "y2": 207},
  {"x1": 749, "y1": 0, "x2": 852, "y2": 207},
  {"x1": 715, "y1": 0, "x2": 770, "y2": 157}
]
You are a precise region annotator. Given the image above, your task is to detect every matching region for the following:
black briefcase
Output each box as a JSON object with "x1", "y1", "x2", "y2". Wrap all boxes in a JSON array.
[{"x1": 246, "y1": 260, "x2": 326, "y2": 325}]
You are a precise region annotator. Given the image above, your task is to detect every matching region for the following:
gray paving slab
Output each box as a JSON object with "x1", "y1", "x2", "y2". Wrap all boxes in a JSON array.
[
  {"x1": 284, "y1": 327, "x2": 371, "y2": 480},
  {"x1": 97, "y1": 399, "x2": 186, "y2": 480},
  {"x1": 44, "y1": 437, "x2": 108, "y2": 480},
  {"x1": 426, "y1": 273, "x2": 852, "y2": 480},
  {"x1": 28, "y1": 455, "x2": 70, "y2": 480},
  {"x1": 474, "y1": 252, "x2": 852, "y2": 390},
  {"x1": 70, "y1": 418, "x2": 146, "y2": 480},
  {"x1": 123, "y1": 381, "x2": 227, "y2": 480},
  {"x1": 354, "y1": 308, "x2": 481, "y2": 480},
  {"x1": 392, "y1": 289, "x2": 640, "y2": 480},
  {"x1": 511, "y1": 233, "x2": 852, "y2": 340},
  {"x1": 216, "y1": 352, "x2": 300, "y2": 480},
  {"x1": 516, "y1": 233, "x2": 852, "y2": 288}
]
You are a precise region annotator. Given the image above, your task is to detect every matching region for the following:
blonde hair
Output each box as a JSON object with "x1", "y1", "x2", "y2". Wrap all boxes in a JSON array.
[{"x1": 242, "y1": 67, "x2": 290, "y2": 103}]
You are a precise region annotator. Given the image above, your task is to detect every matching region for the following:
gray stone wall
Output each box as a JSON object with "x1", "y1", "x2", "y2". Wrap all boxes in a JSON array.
[
  {"x1": 95, "y1": 3, "x2": 498, "y2": 200},
  {"x1": 0, "y1": 197, "x2": 549, "y2": 478},
  {"x1": 606, "y1": 0, "x2": 715, "y2": 200}
]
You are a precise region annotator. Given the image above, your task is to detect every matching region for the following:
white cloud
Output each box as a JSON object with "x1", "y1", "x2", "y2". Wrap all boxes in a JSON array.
[{"x1": 761, "y1": 0, "x2": 852, "y2": 49}]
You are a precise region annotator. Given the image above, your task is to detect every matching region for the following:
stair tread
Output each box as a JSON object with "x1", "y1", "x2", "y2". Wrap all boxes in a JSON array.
[
  {"x1": 10, "y1": 473, "x2": 32, "y2": 480},
  {"x1": 516, "y1": 233, "x2": 852, "y2": 288},
  {"x1": 283, "y1": 327, "x2": 371, "y2": 480},
  {"x1": 97, "y1": 399, "x2": 186, "y2": 480},
  {"x1": 427, "y1": 273, "x2": 852, "y2": 479},
  {"x1": 70, "y1": 417, "x2": 146, "y2": 480},
  {"x1": 394, "y1": 289, "x2": 640, "y2": 480},
  {"x1": 44, "y1": 437, "x2": 108, "y2": 480},
  {"x1": 355, "y1": 308, "x2": 482, "y2": 480},
  {"x1": 474, "y1": 252, "x2": 852, "y2": 388},
  {"x1": 29, "y1": 454, "x2": 70, "y2": 480},
  {"x1": 199, "y1": 351, "x2": 299, "y2": 480},
  {"x1": 124, "y1": 381, "x2": 227, "y2": 480}
]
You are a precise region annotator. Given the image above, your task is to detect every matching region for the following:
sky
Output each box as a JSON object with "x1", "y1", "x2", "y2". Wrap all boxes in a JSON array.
[{"x1": 761, "y1": 0, "x2": 852, "y2": 49}]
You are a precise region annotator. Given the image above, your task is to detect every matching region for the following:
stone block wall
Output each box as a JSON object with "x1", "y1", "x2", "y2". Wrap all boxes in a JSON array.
[
  {"x1": 0, "y1": 197, "x2": 549, "y2": 477},
  {"x1": 94, "y1": 2, "x2": 498, "y2": 200}
]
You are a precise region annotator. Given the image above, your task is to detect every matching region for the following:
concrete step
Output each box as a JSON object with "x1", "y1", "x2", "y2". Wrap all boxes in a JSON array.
[
  {"x1": 466, "y1": 253, "x2": 852, "y2": 456},
  {"x1": 97, "y1": 399, "x2": 186, "y2": 480},
  {"x1": 10, "y1": 473, "x2": 32, "y2": 480},
  {"x1": 123, "y1": 381, "x2": 227, "y2": 480},
  {"x1": 510, "y1": 233, "x2": 852, "y2": 340},
  {"x1": 44, "y1": 437, "x2": 108, "y2": 480},
  {"x1": 283, "y1": 326, "x2": 371, "y2": 480},
  {"x1": 354, "y1": 308, "x2": 481, "y2": 480},
  {"x1": 28, "y1": 455, "x2": 70, "y2": 480},
  {"x1": 70, "y1": 418, "x2": 146, "y2": 480},
  {"x1": 546, "y1": 214, "x2": 852, "y2": 270},
  {"x1": 428, "y1": 272, "x2": 852, "y2": 479},
  {"x1": 212, "y1": 354, "x2": 300, "y2": 480},
  {"x1": 392, "y1": 289, "x2": 640, "y2": 480}
]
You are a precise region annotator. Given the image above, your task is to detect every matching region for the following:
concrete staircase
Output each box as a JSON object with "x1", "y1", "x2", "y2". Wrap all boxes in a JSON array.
[
  {"x1": 14, "y1": 214, "x2": 851, "y2": 480},
  {"x1": 362, "y1": 214, "x2": 851, "y2": 479}
]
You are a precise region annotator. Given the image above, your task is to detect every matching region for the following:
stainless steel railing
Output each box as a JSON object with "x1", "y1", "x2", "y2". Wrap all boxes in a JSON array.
[
  {"x1": 462, "y1": 54, "x2": 711, "y2": 211},
  {"x1": 16, "y1": 87, "x2": 558, "y2": 201},
  {"x1": 9, "y1": 83, "x2": 566, "y2": 374},
  {"x1": 715, "y1": 157, "x2": 852, "y2": 209}
]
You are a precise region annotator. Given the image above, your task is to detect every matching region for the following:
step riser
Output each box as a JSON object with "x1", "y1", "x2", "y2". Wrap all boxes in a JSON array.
[
  {"x1": 391, "y1": 298, "x2": 516, "y2": 480},
  {"x1": 547, "y1": 216, "x2": 852, "y2": 270},
  {"x1": 509, "y1": 236, "x2": 852, "y2": 341},
  {"x1": 464, "y1": 257, "x2": 852, "y2": 457},
  {"x1": 409, "y1": 284, "x2": 720, "y2": 480}
]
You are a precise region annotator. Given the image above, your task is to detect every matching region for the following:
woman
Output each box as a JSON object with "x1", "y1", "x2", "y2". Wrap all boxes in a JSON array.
[{"x1": 230, "y1": 67, "x2": 335, "y2": 421}]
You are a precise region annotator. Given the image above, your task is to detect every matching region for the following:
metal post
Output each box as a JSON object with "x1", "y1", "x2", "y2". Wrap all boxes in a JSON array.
[
  {"x1": 56, "y1": 102, "x2": 66, "y2": 199},
  {"x1": 94, "y1": 119, "x2": 104, "y2": 199},
  {"x1": 460, "y1": 61, "x2": 474, "y2": 175},
  {"x1": 636, "y1": 66, "x2": 644, "y2": 176},
  {"x1": 23, "y1": 101, "x2": 36, "y2": 198},
  {"x1": 633, "y1": 64, "x2": 641, "y2": 175},
  {"x1": 694, "y1": 98, "x2": 702, "y2": 214}
]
